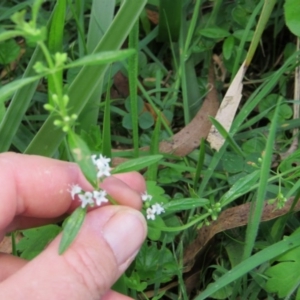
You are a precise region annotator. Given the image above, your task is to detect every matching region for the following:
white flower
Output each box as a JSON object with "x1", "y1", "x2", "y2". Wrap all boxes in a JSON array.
[
  {"x1": 78, "y1": 191, "x2": 94, "y2": 208},
  {"x1": 146, "y1": 208, "x2": 156, "y2": 220},
  {"x1": 141, "y1": 191, "x2": 152, "y2": 202},
  {"x1": 151, "y1": 203, "x2": 165, "y2": 215},
  {"x1": 92, "y1": 154, "x2": 111, "y2": 178},
  {"x1": 93, "y1": 190, "x2": 108, "y2": 206},
  {"x1": 69, "y1": 184, "x2": 82, "y2": 200},
  {"x1": 96, "y1": 164, "x2": 111, "y2": 178},
  {"x1": 99, "y1": 154, "x2": 111, "y2": 166}
]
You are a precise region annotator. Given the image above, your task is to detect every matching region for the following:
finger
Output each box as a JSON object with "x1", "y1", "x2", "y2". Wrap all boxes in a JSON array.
[
  {"x1": 102, "y1": 290, "x2": 134, "y2": 300},
  {"x1": 0, "y1": 152, "x2": 89, "y2": 233},
  {"x1": 112, "y1": 172, "x2": 146, "y2": 194},
  {"x1": 0, "y1": 206, "x2": 147, "y2": 299},
  {"x1": 0, "y1": 153, "x2": 145, "y2": 233},
  {"x1": 99, "y1": 176, "x2": 144, "y2": 210},
  {"x1": 0, "y1": 254, "x2": 27, "y2": 282}
]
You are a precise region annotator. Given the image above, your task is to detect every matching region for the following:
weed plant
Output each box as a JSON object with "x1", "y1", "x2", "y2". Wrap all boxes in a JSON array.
[{"x1": 1, "y1": 0, "x2": 300, "y2": 299}]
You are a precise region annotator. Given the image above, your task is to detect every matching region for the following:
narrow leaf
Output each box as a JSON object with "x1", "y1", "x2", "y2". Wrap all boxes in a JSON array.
[
  {"x1": 59, "y1": 207, "x2": 87, "y2": 254},
  {"x1": 220, "y1": 170, "x2": 260, "y2": 206},
  {"x1": 0, "y1": 76, "x2": 42, "y2": 104},
  {"x1": 163, "y1": 198, "x2": 209, "y2": 212},
  {"x1": 111, "y1": 155, "x2": 163, "y2": 174},
  {"x1": 66, "y1": 49, "x2": 135, "y2": 69}
]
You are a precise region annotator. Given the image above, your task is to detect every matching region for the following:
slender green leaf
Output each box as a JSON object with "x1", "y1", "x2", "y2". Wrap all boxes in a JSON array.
[
  {"x1": 220, "y1": 170, "x2": 260, "y2": 206},
  {"x1": 245, "y1": 0, "x2": 277, "y2": 66},
  {"x1": 0, "y1": 76, "x2": 42, "y2": 104},
  {"x1": 163, "y1": 198, "x2": 209, "y2": 213},
  {"x1": 78, "y1": 0, "x2": 115, "y2": 131},
  {"x1": 66, "y1": 49, "x2": 135, "y2": 68},
  {"x1": 199, "y1": 27, "x2": 230, "y2": 39},
  {"x1": 128, "y1": 21, "x2": 139, "y2": 157},
  {"x1": 111, "y1": 155, "x2": 163, "y2": 174},
  {"x1": 59, "y1": 207, "x2": 87, "y2": 254}
]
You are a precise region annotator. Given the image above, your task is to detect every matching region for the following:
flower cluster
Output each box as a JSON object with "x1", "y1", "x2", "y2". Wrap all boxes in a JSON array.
[
  {"x1": 69, "y1": 154, "x2": 111, "y2": 208},
  {"x1": 142, "y1": 191, "x2": 165, "y2": 220}
]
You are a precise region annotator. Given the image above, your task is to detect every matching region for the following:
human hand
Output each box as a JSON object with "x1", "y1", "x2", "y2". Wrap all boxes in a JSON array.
[{"x1": 0, "y1": 153, "x2": 147, "y2": 300}]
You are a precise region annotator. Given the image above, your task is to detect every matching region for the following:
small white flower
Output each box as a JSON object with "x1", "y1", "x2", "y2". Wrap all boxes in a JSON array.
[
  {"x1": 152, "y1": 203, "x2": 165, "y2": 215},
  {"x1": 93, "y1": 190, "x2": 108, "y2": 206},
  {"x1": 69, "y1": 184, "x2": 82, "y2": 200},
  {"x1": 99, "y1": 154, "x2": 111, "y2": 166},
  {"x1": 146, "y1": 207, "x2": 156, "y2": 220},
  {"x1": 92, "y1": 154, "x2": 111, "y2": 178},
  {"x1": 141, "y1": 191, "x2": 152, "y2": 202},
  {"x1": 96, "y1": 164, "x2": 111, "y2": 178},
  {"x1": 78, "y1": 191, "x2": 94, "y2": 208}
]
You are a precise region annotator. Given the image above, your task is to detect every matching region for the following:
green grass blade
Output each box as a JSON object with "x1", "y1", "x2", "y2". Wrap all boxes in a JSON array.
[
  {"x1": 231, "y1": 0, "x2": 263, "y2": 78},
  {"x1": 242, "y1": 98, "x2": 281, "y2": 260},
  {"x1": 78, "y1": 0, "x2": 115, "y2": 132},
  {"x1": 128, "y1": 21, "x2": 139, "y2": 157},
  {"x1": 74, "y1": 0, "x2": 87, "y2": 56},
  {"x1": 111, "y1": 155, "x2": 163, "y2": 174},
  {"x1": 245, "y1": 0, "x2": 277, "y2": 67},
  {"x1": 0, "y1": 75, "x2": 42, "y2": 104},
  {"x1": 25, "y1": 0, "x2": 147, "y2": 157}
]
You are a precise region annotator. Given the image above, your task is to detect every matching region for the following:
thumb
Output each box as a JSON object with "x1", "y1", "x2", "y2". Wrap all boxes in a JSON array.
[{"x1": 0, "y1": 206, "x2": 147, "y2": 300}]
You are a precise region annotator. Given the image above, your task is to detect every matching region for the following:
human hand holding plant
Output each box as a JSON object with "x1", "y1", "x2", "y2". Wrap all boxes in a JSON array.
[{"x1": 0, "y1": 152, "x2": 147, "y2": 300}]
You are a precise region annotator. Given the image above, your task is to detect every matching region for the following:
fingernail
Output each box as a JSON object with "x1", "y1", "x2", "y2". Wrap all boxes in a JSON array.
[{"x1": 103, "y1": 209, "x2": 147, "y2": 265}]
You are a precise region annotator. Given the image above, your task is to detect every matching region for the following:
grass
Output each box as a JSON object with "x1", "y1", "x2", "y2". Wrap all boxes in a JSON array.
[{"x1": 1, "y1": 0, "x2": 300, "y2": 299}]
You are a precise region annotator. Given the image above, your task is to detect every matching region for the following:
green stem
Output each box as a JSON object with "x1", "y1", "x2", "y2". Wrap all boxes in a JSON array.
[{"x1": 38, "y1": 41, "x2": 64, "y2": 108}]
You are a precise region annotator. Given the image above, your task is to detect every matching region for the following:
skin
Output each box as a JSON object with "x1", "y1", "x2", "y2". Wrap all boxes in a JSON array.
[{"x1": 0, "y1": 153, "x2": 147, "y2": 300}]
